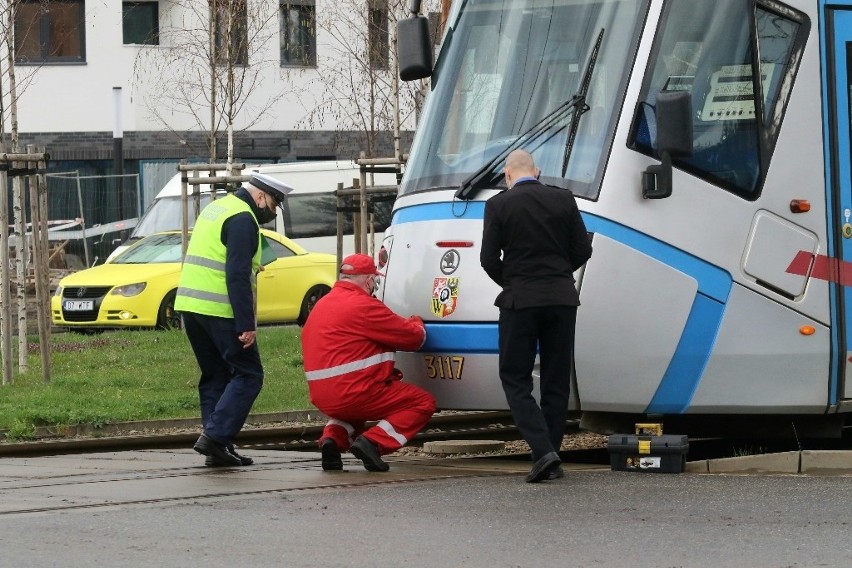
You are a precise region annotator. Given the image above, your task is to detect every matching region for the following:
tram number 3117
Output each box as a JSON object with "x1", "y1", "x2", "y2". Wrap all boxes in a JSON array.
[{"x1": 424, "y1": 355, "x2": 464, "y2": 380}]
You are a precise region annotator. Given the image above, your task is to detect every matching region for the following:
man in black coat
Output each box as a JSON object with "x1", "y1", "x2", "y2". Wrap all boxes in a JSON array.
[{"x1": 480, "y1": 149, "x2": 593, "y2": 482}]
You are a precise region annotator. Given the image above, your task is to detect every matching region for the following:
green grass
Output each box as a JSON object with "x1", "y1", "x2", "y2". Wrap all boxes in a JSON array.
[{"x1": 0, "y1": 326, "x2": 311, "y2": 440}]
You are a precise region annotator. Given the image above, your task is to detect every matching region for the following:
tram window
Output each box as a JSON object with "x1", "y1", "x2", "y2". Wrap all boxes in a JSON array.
[{"x1": 628, "y1": 0, "x2": 809, "y2": 200}]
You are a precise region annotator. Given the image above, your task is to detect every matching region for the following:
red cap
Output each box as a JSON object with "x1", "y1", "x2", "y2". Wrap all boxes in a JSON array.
[{"x1": 340, "y1": 253, "x2": 382, "y2": 276}]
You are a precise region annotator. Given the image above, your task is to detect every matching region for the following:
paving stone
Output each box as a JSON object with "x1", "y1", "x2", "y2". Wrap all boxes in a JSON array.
[{"x1": 422, "y1": 440, "x2": 506, "y2": 455}]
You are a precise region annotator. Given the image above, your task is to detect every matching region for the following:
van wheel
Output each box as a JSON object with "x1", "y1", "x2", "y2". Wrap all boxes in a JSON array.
[
  {"x1": 297, "y1": 285, "x2": 330, "y2": 326},
  {"x1": 156, "y1": 291, "x2": 182, "y2": 330}
]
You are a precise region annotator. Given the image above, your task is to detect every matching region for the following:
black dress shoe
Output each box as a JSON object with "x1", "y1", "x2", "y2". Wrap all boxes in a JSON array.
[
  {"x1": 525, "y1": 451, "x2": 560, "y2": 483},
  {"x1": 194, "y1": 433, "x2": 241, "y2": 467},
  {"x1": 229, "y1": 445, "x2": 254, "y2": 465},
  {"x1": 547, "y1": 465, "x2": 565, "y2": 480},
  {"x1": 320, "y1": 438, "x2": 343, "y2": 471},
  {"x1": 350, "y1": 435, "x2": 389, "y2": 472},
  {"x1": 205, "y1": 445, "x2": 253, "y2": 467}
]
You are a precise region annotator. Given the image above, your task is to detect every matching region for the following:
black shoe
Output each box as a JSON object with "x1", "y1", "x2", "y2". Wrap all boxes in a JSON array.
[
  {"x1": 350, "y1": 435, "x2": 389, "y2": 472},
  {"x1": 194, "y1": 433, "x2": 241, "y2": 467},
  {"x1": 547, "y1": 465, "x2": 565, "y2": 480},
  {"x1": 525, "y1": 451, "x2": 560, "y2": 483},
  {"x1": 320, "y1": 438, "x2": 343, "y2": 471},
  {"x1": 229, "y1": 445, "x2": 254, "y2": 466},
  {"x1": 205, "y1": 445, "x2": 253, "y2": 467}
]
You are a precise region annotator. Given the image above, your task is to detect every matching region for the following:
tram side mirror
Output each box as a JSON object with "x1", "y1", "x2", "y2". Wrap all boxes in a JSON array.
[
  {"x1": 398, "y1": 16, "x2": 433, "y2": 81},
  {"x1": 642, "y1": 91, "x2": 693, "y2": 199}
]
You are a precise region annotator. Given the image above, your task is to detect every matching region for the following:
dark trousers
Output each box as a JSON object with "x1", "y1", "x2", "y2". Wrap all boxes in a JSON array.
[
  {"x1": 498, "y1": 305, "x2": 576, "y2": 461},
  {"x1": 183, "y1": 312, "x2": 264, "y2": 445}
]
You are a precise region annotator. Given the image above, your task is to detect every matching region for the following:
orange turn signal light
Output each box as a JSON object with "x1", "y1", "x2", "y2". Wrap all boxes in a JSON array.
[
  {"x1": 790, "y1": 199, "x2": 811, "y2": 213},
  {"x1": 800, "y1": 325, "x2": 816, "y2": 336}
]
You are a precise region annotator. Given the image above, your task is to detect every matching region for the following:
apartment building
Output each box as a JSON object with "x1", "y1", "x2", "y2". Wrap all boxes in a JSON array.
[{"x1": 6, "y1": 0, "x2": 438, "y2": 201}]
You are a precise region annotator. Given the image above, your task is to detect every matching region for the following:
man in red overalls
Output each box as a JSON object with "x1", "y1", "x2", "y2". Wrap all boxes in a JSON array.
[{"x1": 301, "y1": 253, "x2": 436, "y2": 472}]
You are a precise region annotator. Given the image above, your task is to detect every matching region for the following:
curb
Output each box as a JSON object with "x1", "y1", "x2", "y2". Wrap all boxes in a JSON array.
[
  {"x1": 423, "y1": 440, "x2": 506, "y2": 455},
  {"x1": 685, "y1": 450, "x2": 852, "y2": 475}
]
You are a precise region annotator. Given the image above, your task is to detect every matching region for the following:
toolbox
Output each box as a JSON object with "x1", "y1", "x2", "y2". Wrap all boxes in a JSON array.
[{"x1": 607, "y1": 424, "x2": 689, "y2": 473}]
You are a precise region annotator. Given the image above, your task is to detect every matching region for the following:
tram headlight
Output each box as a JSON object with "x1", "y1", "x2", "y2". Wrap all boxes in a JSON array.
[{"x1": 378, "y1": 246, "x2": 389, "y2": 269}]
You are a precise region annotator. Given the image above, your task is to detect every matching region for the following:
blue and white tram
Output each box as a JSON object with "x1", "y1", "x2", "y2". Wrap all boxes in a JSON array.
[{"x1": 381, "y1": 0, "x2": 852, "y2": 436}]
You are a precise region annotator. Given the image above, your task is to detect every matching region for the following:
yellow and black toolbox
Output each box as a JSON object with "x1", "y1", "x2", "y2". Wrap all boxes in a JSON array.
[{"x1": 607, "y1": 424, "x2": 689, "y2": 473}]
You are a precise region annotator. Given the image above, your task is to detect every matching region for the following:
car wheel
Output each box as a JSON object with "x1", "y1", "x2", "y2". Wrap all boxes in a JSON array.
[
  {"x1": 156, "y1": 290, "x2": 182, "y2": 330},
  {"x1": 297, "y1": 285, "x2": 330, "y2": 326}
]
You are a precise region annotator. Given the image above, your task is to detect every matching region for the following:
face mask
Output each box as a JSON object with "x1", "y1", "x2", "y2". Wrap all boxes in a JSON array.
[
  {"x1": 256, "y1": 203, "x2": 277, "y2": 225},
  {"x1": 367, "y1": 275, "x2": 380, "y2": 296}
]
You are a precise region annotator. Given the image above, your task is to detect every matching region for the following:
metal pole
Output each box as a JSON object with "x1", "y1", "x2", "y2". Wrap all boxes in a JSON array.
[
  {"x1": 113, "y1": 87, "x2": 124, "y2": 220},
  {"x1": 75, "y1": 172, "x2": 90, "y2": 267}
]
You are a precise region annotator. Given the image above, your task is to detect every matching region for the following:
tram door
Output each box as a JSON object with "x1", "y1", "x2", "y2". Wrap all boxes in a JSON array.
[{"x1": 828, "y1": 9, "x2": 852, "y2": 400}]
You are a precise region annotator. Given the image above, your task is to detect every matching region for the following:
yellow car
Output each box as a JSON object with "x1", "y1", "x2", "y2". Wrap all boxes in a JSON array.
[{"x1": 51, "y1": 229, "x2": 337, "y2": 331}]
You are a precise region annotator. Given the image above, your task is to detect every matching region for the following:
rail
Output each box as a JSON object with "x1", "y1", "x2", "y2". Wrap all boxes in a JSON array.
[{"x1": 0, "y1": 411, "x2": 541, "y2": 458}]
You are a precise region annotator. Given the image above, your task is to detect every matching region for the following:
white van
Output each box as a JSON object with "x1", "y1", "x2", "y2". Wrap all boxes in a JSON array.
[{"x1": 109, "y1": 160, "x2": 398, "y2": 260}]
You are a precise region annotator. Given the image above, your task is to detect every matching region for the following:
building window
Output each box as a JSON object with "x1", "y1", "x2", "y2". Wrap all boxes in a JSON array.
[
  {"x1": 214, "y1": 0, "x2": 248, "y2": 66},
  {"x1": 368, "y1": 0, "x2": 389, "y2": 71},
  {"x1": 15, "y1": 0, "x2": 86, "y2": 64},
  {"x1": 280, "y1": 1, "x2": 316, "y2": 67},
  {"x1": 123, "y1": 2, "x2": 159, "y2": 45}
]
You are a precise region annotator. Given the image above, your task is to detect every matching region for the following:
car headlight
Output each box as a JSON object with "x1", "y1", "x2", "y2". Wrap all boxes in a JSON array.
[
  {"x1": 111, "y1": 282, "x2": 147, "y2": 297},
  {"x1": 54, "y1": 286, "x2": 63, "y2": 298}
]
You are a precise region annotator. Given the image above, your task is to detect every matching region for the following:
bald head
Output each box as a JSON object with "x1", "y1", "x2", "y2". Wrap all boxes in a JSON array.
[{"x1": 504, "y1": 149, "x2": 539, "y2": 188}]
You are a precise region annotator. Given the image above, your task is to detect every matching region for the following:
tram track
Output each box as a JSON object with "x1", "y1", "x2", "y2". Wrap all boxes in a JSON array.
[
  {"x1": 5, "y1": 409, "x2": 841, "y2": 463},
  {"x1": 0, "y1": 411, "x2": 538, "y2": 458}
]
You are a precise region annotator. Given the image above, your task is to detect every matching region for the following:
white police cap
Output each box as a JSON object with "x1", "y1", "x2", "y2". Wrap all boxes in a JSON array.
[{"x1": 249, "y1": 173, "x2": 294, "y2": 204}]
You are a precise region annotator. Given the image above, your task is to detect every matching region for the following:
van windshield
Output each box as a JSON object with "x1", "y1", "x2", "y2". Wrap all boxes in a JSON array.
[{"x1": 132, "y1": 194, "x2": 218, "y2": 239}]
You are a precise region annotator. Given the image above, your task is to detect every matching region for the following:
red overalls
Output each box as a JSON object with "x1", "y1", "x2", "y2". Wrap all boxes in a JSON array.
[{"x1": 301, "y1": 280, "x2": 436, "y2": 454}]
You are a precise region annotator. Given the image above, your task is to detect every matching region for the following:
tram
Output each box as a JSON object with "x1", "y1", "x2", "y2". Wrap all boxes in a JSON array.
[{"x1": 380, "y1": 0, "x2": 852, "y2": 436}]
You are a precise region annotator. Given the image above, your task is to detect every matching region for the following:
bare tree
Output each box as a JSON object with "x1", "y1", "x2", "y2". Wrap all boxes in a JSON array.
[
  {"x1": 0, "y1": 0, "x2": 48, "y2": 382},
  {"x1": 305, "y1": 0, "x2": 440, "y2": 159},
  {"x1": 132, "y1": 0, "x2": 290, "y2": 170}
]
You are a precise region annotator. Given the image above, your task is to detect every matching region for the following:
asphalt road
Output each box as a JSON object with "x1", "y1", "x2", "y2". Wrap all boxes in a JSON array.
[{"x1": 2, "y1": 466, "x2": 851, "y2": 567}]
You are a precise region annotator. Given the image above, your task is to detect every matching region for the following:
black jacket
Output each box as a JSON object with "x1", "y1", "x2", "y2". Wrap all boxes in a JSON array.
[
  {"x1": 480, "y1": 179, "x2": 592, "y2": 309},
  {"x1": 221, "y1": 188, "x2": 262, "y2": 332}
]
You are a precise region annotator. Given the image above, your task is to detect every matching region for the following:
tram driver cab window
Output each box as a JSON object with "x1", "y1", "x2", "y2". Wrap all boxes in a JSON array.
[{"x1": 628, "y1": 0, "x2": 809, "y2": 200}]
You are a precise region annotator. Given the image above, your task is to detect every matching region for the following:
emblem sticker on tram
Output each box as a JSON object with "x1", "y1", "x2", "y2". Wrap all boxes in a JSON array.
[
  {"x1": 431, "y1": 277, "x2": 459, "y2": 318},
  {"x1": 440, "y1": 249, "x2": 460, "y2": 275}
]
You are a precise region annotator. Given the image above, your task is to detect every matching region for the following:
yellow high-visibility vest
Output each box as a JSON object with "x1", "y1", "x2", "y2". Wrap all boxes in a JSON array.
[{"x1": 174, "y1": 194, "x2": 261, "y2": 318}]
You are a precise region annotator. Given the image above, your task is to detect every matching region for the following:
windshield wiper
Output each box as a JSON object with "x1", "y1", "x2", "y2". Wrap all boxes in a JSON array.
[
  {"x1": 562, "y1": 28, "x2": 604, "y2": 176},
  {"x1": 455, "y1": 28, "x2": 606, "y2": 201}
]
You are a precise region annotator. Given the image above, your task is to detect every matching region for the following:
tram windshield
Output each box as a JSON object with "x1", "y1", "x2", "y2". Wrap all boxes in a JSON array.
[{"x1": 400, "y1": 0, "x2": 649, "y2": 199}]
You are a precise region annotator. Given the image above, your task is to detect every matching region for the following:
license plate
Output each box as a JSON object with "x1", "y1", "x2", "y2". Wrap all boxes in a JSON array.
[{"x1": 63, "y1": 300, "x2": 94, "y2": 311}]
